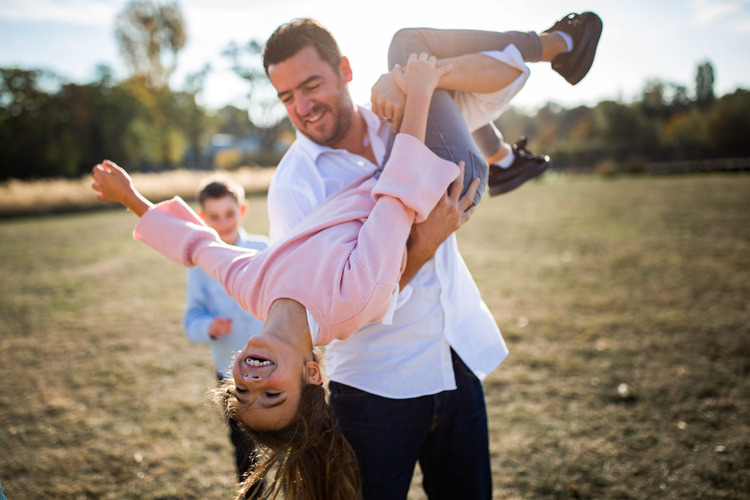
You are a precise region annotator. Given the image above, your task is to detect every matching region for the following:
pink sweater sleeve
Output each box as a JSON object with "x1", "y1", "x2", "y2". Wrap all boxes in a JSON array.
[
  {"x1": 311, "y1": 134, "x2": 460, "y2": 343},
  {"x1": 133, "y1": 196, "x2": 215, "y2": 266},
  {"x1": 373, "y1": 134, "x2": 460, "y2": 223},
  {"x1": 133, "y1": 197, "x2": 266, "y2": 318}
]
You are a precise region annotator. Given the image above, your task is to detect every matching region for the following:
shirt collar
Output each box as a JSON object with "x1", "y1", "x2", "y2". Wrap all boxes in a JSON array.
[{"x1": 292, "y1": 105, "x2": 392, "y2": 165}]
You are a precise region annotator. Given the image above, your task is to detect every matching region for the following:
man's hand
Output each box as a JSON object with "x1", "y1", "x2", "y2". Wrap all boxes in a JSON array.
[
  {"x1": 371, "y1": 71, "x2": 406, "y2": 133},
  {"x1": 208, "y1": 317, "x2": 233, "y2": 339},
  {"x1": 399, "y1": 162, "x2": 480, "y2": 288}
]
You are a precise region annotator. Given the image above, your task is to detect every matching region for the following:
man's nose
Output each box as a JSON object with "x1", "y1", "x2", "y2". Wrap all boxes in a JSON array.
[{"x1": 296, "y1": 95, "x2": 314, "y2": 116}]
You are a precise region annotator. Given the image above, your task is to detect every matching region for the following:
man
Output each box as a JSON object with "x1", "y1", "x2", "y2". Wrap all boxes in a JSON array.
[{"x1": 263, "y1": 13, "x2": 601, "y2": 498}]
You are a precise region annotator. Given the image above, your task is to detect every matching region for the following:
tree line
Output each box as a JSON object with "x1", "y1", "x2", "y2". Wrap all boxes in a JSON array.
[
  {"x1": 1, "y1": 0, "x2": 748, "y2": 182},
  {"x1": 496, "y1": 62, "x2": 750, "y2": 173}
]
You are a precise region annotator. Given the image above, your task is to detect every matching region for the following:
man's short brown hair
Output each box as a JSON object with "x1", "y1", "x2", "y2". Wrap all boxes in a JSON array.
[{"x1": 263, "y1": 18, "x2": 342, "y2": 75}]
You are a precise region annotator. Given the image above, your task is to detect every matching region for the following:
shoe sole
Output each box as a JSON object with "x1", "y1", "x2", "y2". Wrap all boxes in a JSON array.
[
  {"x1": 566, "y1": 12, "x2": 603, "y2": 85},
  {"x1": 488, "y1": 158, "x2": 550, "y2": 197}
]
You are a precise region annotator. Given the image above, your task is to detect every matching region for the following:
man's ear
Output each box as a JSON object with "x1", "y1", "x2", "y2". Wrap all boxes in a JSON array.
[
  {"x1": 305, "y1": 361, "x2": 323, "y2": 386},
  {"x1": 339, "y1": 56, "x2": 353, "y2": 84},
  {"x1": 239, "y1": 200, "x2": 249, "y2": 219},
  {"x1": 197, "y1": 209, "x2": 207, "y2": 222}
]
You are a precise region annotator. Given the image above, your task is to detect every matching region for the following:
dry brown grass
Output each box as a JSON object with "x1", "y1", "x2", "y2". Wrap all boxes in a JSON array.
[
  {"x1": 0, "y1": 166, "x2": 275, "y2": 217},
  {"x1": 1, "y1": 172, "x2": 748, "y2": 499}
]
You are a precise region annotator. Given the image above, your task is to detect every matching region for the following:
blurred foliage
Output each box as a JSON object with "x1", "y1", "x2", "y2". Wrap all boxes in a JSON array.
[
  {"x1": 498, "y1": 61, "x2": 750, "y2": 172},
  {"x1": 0, "y1": 10, "x2": 747, "y2": 183},
  {"x1": 115, "y1": 0, "x2": 186, "y2": 90}
]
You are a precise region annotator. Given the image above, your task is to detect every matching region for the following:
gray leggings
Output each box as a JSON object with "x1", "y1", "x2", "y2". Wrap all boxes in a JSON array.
[{"x1": 387, "y1": 28, "x2": 542, "y2": 203}]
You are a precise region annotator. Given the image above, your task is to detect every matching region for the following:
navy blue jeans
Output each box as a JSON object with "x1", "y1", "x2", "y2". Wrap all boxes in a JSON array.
[{"x1": 329, "y1": 350, "x2": 492, "y2": 499}]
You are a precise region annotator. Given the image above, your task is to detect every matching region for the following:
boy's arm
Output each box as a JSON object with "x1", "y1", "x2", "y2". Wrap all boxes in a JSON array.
[
  {"x1": 183, "y1": 270, "x2": 217, "y2": 344},
  {"x1": 91, "y1": 160, "x2": 153, "y2": 216}
]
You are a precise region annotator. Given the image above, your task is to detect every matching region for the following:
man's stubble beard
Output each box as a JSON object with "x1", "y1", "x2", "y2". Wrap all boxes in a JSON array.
[{"x1": 300, "y1": 81, "x2": 354, "y2": 148}]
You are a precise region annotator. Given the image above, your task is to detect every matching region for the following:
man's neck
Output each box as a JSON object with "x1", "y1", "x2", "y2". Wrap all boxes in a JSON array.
[{"x1": 334, "y1": 106, "x2": 377, "y2": 165}]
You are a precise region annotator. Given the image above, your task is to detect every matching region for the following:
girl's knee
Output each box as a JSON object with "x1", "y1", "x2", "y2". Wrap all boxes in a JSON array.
[{"x1": 388, "y1": 28, "x2": 427, "y2": 68}]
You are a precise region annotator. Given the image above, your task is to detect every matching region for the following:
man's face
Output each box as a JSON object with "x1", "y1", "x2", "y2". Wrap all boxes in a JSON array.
[{"x1": 267, "y1": 46, "x2": 354, "y2": 148}]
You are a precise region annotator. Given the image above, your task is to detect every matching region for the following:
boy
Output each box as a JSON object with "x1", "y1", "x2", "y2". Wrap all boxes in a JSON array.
[{"x1": 183, "y1": 175, "x2": 269, "y2": 480}]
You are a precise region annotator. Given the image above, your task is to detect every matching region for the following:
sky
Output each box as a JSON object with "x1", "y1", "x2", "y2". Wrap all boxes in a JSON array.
[{"x1": 1, "y1": 0, "x2": 749, "y2": 117}]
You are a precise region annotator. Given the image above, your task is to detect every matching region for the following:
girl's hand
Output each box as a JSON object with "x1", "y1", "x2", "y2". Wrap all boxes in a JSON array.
[
  {"x1": 91, "y1": 160, "x2": 153, "y2": 216},
  {"x1": 393, "y1": 52, "x2": 452, "y2": 97},
  {"x1": 91, "y1": 160, "x2": 135, "y2": 205}
]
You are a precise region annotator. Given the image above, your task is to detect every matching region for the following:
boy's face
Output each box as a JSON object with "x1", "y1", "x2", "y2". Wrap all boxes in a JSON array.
[
  {"x1": 267, "y1": 45, "x2": 355, "y2": 148},
  {"x1": 199, "y1": 195, "x2": 247, "y2": 245}
]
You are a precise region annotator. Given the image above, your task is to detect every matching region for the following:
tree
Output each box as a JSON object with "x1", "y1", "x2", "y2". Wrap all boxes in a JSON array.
[
  {"x1": 223, "y1": 40, "x2": 286, "y2": 128},
  {"x1": 115, "y1": 1, "x2": 188, "y2": 167},
  {"x1": 178, "y1": 63, "x2": 212, "y2": 168},
  {"x1": 115, "y1": 0, "x2": 186, "y2": 89},
  {"x1": 0, "y1": 68, "x2": 58, "y2": 179},
  {"x1": 695, "y1": 61, "x2": 715, "y2": 108}
]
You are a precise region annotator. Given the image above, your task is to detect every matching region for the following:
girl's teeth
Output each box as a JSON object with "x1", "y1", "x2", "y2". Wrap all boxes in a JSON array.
[{"x1": 244, "y1": 357, "x2": 273, "y2": 367}]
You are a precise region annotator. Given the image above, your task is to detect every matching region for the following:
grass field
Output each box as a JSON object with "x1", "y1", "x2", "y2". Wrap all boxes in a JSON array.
[{"x1": 1, "y1": 173, "x2": 748, "y2": 499}]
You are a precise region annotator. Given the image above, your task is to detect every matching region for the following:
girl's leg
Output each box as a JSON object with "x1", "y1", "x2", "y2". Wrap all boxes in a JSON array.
[
  {"x1": 425, "y1": 90, "x2": 488, "y2": 205},
  {"x1": 388, "y1": 28, "x2": 542, "y2": 66},
  {"x1": 388, "y1": 28, "x2": 541, "y2": 205},
  {"x1": 472, "y1": 122, "x2": 507, "y2": 163}
]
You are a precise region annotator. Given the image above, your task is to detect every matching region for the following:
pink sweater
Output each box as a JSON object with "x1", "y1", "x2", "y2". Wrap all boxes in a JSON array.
[{"x1": 134, "y1": 134, "x2": 459, "y2": 345}]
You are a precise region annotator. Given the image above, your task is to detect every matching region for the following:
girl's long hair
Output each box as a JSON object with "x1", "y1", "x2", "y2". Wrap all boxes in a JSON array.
[{"x1": 212, "y1": 380, "x2": 361, "y2": 500}]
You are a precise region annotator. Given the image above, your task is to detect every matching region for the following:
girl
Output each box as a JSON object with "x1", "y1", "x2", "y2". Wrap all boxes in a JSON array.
[{"x1": 92, "y1": 53, "x2": 476, "y2": 500}]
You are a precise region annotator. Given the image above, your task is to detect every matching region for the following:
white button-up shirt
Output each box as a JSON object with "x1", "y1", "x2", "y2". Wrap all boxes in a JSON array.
[{"x1": 267, "y1": 48, "x2": 527, "y2": 398}]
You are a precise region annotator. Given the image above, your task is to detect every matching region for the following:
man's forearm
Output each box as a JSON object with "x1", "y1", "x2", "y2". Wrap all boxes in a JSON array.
[{"x1": 399, "y1": 240, "x2": 435, "y2": 288}]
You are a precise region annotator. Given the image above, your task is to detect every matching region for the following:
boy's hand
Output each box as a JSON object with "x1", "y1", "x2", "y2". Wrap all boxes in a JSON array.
[
  {"x1": 209, "y1": 317, "x2": 233, "y2": 339},
  {"x1": 91, "y1": 160, "x2": 152, "y2": 216}
]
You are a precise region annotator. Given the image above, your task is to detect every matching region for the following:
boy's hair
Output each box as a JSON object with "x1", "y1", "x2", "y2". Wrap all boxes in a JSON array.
[
  {"x1": 212, "y1": 380, "x2": 362, "y2": 500},
  {"x1": 197, "y1": 175, "x2": 245, "y2": 208},
  {"x1": 263, "y1": 18, "x2": 342, "y2": 75}
]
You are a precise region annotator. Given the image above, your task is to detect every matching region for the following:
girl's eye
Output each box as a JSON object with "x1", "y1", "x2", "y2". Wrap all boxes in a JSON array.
[{"x1": 265, "y1": 392, "x2": 281, "y2": 399}]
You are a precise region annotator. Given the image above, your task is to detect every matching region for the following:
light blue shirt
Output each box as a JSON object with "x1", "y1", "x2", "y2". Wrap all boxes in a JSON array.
[{"x1": 183, "y1": 229, "x2": 270, "y2": 378}]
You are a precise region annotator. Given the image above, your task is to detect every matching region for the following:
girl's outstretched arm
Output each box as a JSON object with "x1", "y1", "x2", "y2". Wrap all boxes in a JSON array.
[{"x1": 91, "y1": 160, "x2": 153, "y2": 216}]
